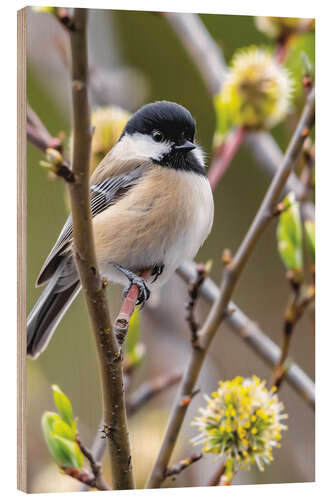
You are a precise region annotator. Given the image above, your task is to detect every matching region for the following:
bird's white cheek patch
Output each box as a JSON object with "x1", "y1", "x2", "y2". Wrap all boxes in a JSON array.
[
  {"x1": 116, "y1": 133, "x2": 172, "y2": 161},
  {"x1": 192, "y1": 145, "x2": 205, "y2": 168}
]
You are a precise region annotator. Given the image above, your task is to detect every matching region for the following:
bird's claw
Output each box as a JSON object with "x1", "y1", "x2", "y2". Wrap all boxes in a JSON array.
[
  {"x1": 123, "y1": 276, "x2": 150, "y2": 308},
  {"x1": 151, "y1": 263, "x2": 165, "y2": 283}
]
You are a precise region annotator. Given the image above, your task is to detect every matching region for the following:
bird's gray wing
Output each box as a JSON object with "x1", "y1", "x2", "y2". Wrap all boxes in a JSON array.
[{"x1": 36, "y1": 167, "x2": 144, "y2": 286}]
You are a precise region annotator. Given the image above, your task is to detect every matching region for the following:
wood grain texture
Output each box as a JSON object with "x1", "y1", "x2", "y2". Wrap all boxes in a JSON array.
[{"x1": 17, "y1": 7, "x2": 27, "y2": 492}]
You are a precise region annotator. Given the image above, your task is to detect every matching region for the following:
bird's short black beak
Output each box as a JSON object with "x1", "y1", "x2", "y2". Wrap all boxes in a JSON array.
[{"x1": 174, "y1": 140, "x2": 196, "y2": 153}]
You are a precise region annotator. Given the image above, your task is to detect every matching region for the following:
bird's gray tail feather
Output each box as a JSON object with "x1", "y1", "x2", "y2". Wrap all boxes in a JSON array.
[{"x1": 27, "y1": 273, "x2": 81, "y2": 359}]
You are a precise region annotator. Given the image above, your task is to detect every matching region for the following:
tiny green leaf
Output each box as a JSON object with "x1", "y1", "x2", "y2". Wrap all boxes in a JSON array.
[
  {"x1": 51, "y1": 435, "x2": 83, "y2": 469},
  {"x1": 304, "y1": 220, "x2": 315, "y2": 262},
  {"x1": 52, "y1": 385, "x2": 74, "y2": 428},
  {"x1": 53, "y1": 419, "x2": 76, "y2": 442},
  {"x1": 41, "y1": 412, "x2": 83, "y2": 469},
  {"x1": 277, "y1": 193, "x2": 303, "y2": 271}
]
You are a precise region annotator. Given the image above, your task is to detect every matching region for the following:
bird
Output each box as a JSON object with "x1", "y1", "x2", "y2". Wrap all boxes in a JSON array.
[{"x1": 27, "y1": 101, "x2": 214, "y2": 358}]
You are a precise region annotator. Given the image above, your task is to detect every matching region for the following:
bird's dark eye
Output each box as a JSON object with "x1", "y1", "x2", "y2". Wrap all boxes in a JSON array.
[{"x1": 152, "y1": 131, "x2": 164, "y2": 143}]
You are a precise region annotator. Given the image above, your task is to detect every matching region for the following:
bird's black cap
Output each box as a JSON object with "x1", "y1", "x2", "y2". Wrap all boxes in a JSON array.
[{"x1": 123, "y1": 101, "x2": 196, "y2": 144}]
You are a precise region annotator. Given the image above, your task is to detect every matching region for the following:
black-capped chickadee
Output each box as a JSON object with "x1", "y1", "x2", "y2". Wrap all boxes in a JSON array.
[{"x1": 27, "y1": 101, "x2": 214, "y2": 358}]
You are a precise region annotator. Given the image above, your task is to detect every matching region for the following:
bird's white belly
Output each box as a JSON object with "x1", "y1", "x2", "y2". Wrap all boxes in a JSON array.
[{"x1": 100, "y1": 172, "x2": 213, "y2": 290}]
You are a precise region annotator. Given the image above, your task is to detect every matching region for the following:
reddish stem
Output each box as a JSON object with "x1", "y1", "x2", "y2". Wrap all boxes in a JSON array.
[
  {"x1": 208, "y1": 126, "x2": 247, "y2": 190},
  {"x1": 114, "y1": 271, "x2": 150, "y2": 344},
  {"x1": 274, "y1": 34, "x2": 292, "y2": 64}
]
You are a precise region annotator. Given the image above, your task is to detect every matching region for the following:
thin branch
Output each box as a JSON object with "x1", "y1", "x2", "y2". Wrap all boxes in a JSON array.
[
  {"x1": 27, "y1": 105, "x2": 63, "y2": 154},
  {"x1": 271, "y1": 283, "x2": 315, "y2": 390},
  {"x1": 127, "y1": 371, "x2": 182, "y2": 416},
  {"x1": 62, "y1": 466, "x2": 107, "y2": 490},
  {"x1": 113, "y1": 285, "x2": 140, "y2": 345},
  {"x1": 163, "y1": 453, "x2": 202, "y2": 479},
  {"x1": 79, "y1": 371, "x2": 181, "y2": 491},
  {"x1": 146, "y1": 88, "x2": 315, "y2": 489},
  {"x1": 163, "y1": 12, "x2": 227, "y2": 95},
  {"x1": 75, "y1": 436, "x2": 111, "y2": 490},
  {"x1": 66, "y1": 9, "x2": 134, "y2": 490},
  {"x1": 208, "y1": 126, "x2": 248, "y2": 189},
  {"x1": 55, "y1": 7, "x2": 76, "y2": 31},
  {"x1": 185, "y1": 263, "x2": 209, "y2": 345},
  {"x1": 299, "y1": 138, "x2": 315, "y2": 203},
  {"x1": 113, "y1": 270, "x2": 151, "y2": 345},
  {"x1": 178, "y1": 261, "x2": 315, "y2": 409},
  {"x1": 27, "y1": 105, "x2": 74, "y2": 183},
  {"x1": 207, "y1": 460, "x2": 226, "y2": 486}
]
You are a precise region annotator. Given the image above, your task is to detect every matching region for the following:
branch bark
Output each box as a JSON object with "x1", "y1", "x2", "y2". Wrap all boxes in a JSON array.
[
  {"x1": 146, "y1": 88, "x2": 315, "y2": 488},
  {"x1": 178, "y1": 261, "x2": 315, "y2": 409},
  {"x1": 208, "y1": 126, "x2": 248, "y2": 189},
  {"x1": 207, "y1": 461, "x2": 226, "y2": 486},
  {"x1": 185, "y1": 263, "x2": 209, "y2": 345},
  {"x1": 127, "y1": 371, "x2": 182, "y2": 416},
  {"x1": 163, "y1": 12, "x2": 227, "y2": 95},
  {"x1": 67, "y1": 9, "x2": 134, "y2": 490},
  {"x1": 270, "y1": 283, "x2": 315, "y2": 390},
  {"x1": 27, "y1": 105, "x2": 63, "y2": 154},
  {"x1": 163, "y1": 453, "x2": 202, "y2": 480},
  {"x1": 75, "y1": 435, "x2": 111, "y2": 490}
]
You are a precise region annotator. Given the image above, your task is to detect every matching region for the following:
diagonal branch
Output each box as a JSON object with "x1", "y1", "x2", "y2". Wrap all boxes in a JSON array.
[
  {"x1": 207, "y1": 460, "x2": 226, "y2": 486},
  {"x1": 163, "y1": 12, "x2": 226, "y2": 95},
  {"x1": 127, "y1": 371, "x2": 182, "y2": 416},
  {"x1": 146, "y1": 88, "x2": 315, "y2": 488},
  {"x1": 75, "y1": 435, "x2": 111, "y2": 490},
  {"x1": 27, "y1": 105, "x2": 63, "y2": 154},
  {"x1": 163, "y1": 453, "x2": 202, "y2": 480},
  {"x1": 178, "y1": 261, "x2": 315, "y2": 409},
  {"x1": 66, "y1": 9, "x2": 134, "y2": 490},
  {"x1": 270, "y1": 283, "x2": 315, "y2": 390}
]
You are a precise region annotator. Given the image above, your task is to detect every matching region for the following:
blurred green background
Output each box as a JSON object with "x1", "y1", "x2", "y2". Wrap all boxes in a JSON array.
[{"x1": 26, "y1": 8, "x2": 314, "y2": 492}]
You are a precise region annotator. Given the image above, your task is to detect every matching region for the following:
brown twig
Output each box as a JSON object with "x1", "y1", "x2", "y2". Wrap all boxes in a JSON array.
[
  {"x1": 178, "y1": 261, "x2": 315, "y2": 409},
  {"x1": 27, "y1": 106, "x2": 74, "y2": 183},
  {"x1": 299, "y1": 138, "x2": 315, "y2": 202},
  {"x1": 75, "y1": 436, "x2": 111, "y2": 490},
  {"x1": 62, "y1": 467, "x2": 106, "y2": 490},
  {"x1": 127, "y1": 371, "x2": 182, "y2": 416},
  {"x1": 271, "y1": 283, "x2": 315, "y2": 390},
  {"x1": 208, "y1": 127, "x2": 248, "y2": 190},
  {"x1": 207, "y1": 461, "x2": 226, "y2": 486},
  {"x1": 56, "y1": 7, "x2": 76, "y2": 31},
  {"x1": 27, "y1": 105, "x2": 63, "y2": 154},
  {"x1": 246, "y1": 131, "x2": 315, "y2": 222},
  {"x1": 146, "y1": 88, "x2": 315, "y2": 488},
  {"x1": 66, "y1": 9, "x2": 134, "y2": 490},
  {"x1": 79, "y1": 371, "x2": 181, "y2": 492},
  {"x1": 113, "y1": 270, "x2": 151, "y2": 345},
  {"x1": 185, "y1": 263, "x2": 208, "y2": 346},
  {"x1": 114, "y1": 285, "x2": 140, "y2": 345},
  {"x1": 275, "y1": 33, "x2": 292, "y2": 64},
  {"x1": 163, "y1": 453, "x2": 202, "y2": 480},
  {"x1": 163, "y1": 12, "x2": 226, "y2": 95}
]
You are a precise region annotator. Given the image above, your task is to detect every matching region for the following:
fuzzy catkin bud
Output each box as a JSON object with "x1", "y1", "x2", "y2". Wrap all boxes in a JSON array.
[
  {"x1": 191, "y1": 376, "x2": 288, "y2": 472},
  {"x1": 215, "y1": 47, "x2": 293, "y2": 132}
]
